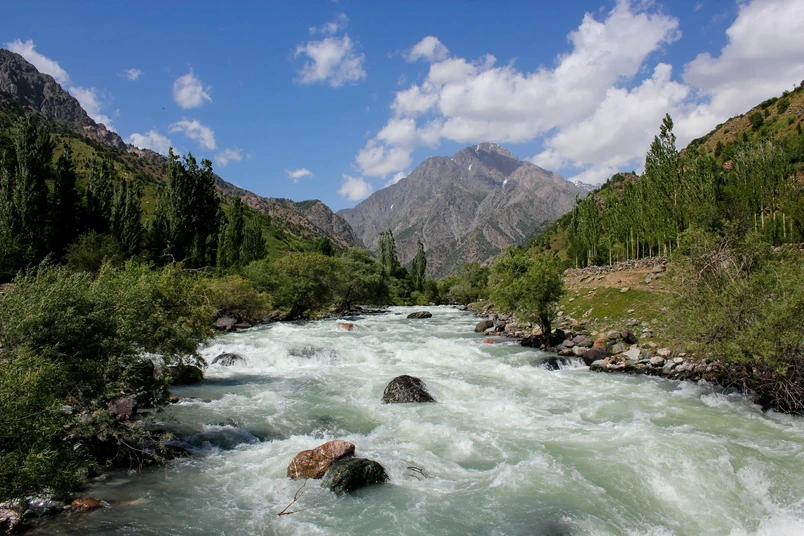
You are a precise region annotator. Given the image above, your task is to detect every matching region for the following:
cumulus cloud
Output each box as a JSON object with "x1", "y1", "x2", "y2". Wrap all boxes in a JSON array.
[
  {"x1": 338, "y1": 174, "x2": 373, "y2": 200},
  {"x1": 294, "y1": 16, "x2": 366, "y2": 88},
  {"x1": 6, "y1": 39, "x2": 115, "y2": 127},
  {"x1": 286, "y1": 168, "x2": 313, "y2": 182},
  {"x1": 310, "y1": 13, "x2": 349, "y2": 35},
  {"x1": 354, "y1": 1, "x2": 680, "y2": 179},
  {"x1": 128, "y1": 130, "x2": 172, "y2": 155},
  {"x1": 386, "y1": 171, "x2": 407, "y2": 186},
  {"x1": 169, "y1": 119, "x2": 216, "y2": 150},
  {"x1": 215, "y1": 148, "x2": 243, "y2": 167},
  {"x1": 404, "y1": 36, "x2": 449, "y2": 62},
  {"x1": 172, "y1": 70, "x2": 212, "y2": 109},
  {"x1": 123, "y1": 68, "x2": 142, "y2": 81}
]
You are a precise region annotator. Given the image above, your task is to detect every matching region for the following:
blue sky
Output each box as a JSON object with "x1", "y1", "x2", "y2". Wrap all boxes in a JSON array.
[{"x1": 2, "y1": 0, "x2": 803, "y2": 210}]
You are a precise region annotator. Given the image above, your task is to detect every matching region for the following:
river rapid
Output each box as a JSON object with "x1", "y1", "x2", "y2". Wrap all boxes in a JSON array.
[{"x1": 32, "y1": 307, "x2": 804, "y2": 536}]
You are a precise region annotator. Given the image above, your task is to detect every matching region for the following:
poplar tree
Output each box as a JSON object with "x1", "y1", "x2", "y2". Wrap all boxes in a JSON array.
[
  {"x1": 86, "y1": 159, "x2": 114, "y2": 233},
  {"x1": 110, "y1": 178, "x2": 143, "y2": 256},
  {"x1": 410, "y1": 239, "x2": 427, "y2": 291},
  {"x1": 241, "y1": 218, "x2": 267, "y2": 265},
  {"x1": 50, "y1": 145, "x2": 80, "y2": 258}
]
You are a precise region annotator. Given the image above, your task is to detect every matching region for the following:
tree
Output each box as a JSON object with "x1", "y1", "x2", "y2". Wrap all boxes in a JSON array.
[
  {"x1": 410, "y1": 239, "x2": 427, "y2": 291},
  {"x1": 50, "y1": 145, "x2": 80, "y2": 258},
  {"x1": 241, "y1": 218, "x2": 267, "y2": 265},
  {"x1": 378, "y1": 229, "x2": 402, "y2": 275},
  {"x1": 217, "y1": 197, "x2": 245, "y2": 269},
  {"x1": 0, "y1": 114, "x2": 52, "y2": 277},
  {"x1": 110, "y1": 178, "x2": 143, "y2": 257},
  {"x1": 85, "y1": 159, "x2": 114, "y2": 234},
  {"x1": 150, "y1": 150, "x2": 221, "y2": 267},
  {"x1": 749, "y1": 111, "x2": 764, "y2": 130},
  {"x1": 336, "y1": 247, "x2": 389, "y2": 309},
  {"x1": 488, "y1": 249, "x2": 564, "y2": 336},
  {"x1": 315, "y1": 237, "x2": 335, "y2": 256}
]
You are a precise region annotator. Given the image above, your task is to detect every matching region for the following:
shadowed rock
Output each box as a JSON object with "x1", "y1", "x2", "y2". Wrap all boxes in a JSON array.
[
  {"x1": 323, "y1": 457, "x2": 388, "y2": 493},
  {"x1": 382, "y1": 375, "x2": 436, "y2": 403},
  {"x1": 287, "y1": 440, "x2": 356, "y2": 480},
  {"x1": 211, "y1": 353, "x2": 246, "y2": 367}
]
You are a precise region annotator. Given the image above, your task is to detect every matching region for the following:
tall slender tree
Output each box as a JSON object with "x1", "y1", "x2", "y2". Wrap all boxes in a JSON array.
[
  {"x1": 410, "y1": 239, "x2": 427, "y2": 291},
  {"x1": 50, "y1": 144, "x2": 80, "y2": 258}
]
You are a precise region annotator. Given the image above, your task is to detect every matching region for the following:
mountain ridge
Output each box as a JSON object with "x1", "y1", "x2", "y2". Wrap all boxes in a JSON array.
[{"x1": 338, "y1": 142, "x2": 581, "y2": 276}]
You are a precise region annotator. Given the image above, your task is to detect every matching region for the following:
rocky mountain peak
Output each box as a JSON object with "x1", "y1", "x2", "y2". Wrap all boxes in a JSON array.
[{"x1": 0, "y1": 49, "x2": 126, "y2": 149}]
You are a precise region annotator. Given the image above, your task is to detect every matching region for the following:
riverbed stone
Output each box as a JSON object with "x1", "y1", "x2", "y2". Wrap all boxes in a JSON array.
[
  {"x1": 662, "y1": 362, "x2": 676, "y2": 375},
  {"x1": 0, "y1": 501, "x2": 23, "y2": 533},
  {"x1": 610, "y1": 343, "x2": 626, "y2": 355},
  {"x1": 650, "y1": 356, "x2": 665, "y2": 367},
  {"x1": 474, "y1": 319, "x2": 493, "y2": 333},
  {"x1": 581, "y1": 348, "x2": 610, "y2": 366},
  {"x1": 214, "y1": 315, "x2": 238, "y2": 331},
  {"x1": 571, "y1": 346, "x2": 586, "y2": 357},
  {"x1": 108, "y1": 396, "x2": 137, "y2": 421},
  {"x1": 407, "y1": 311, "x2": 432, "y2": 319},
  {"x1": 673, "y1": 357, "x2": 685, "y2": 364},
  {"x1": 212, "y1": 353, "x2": 246, "y2": 367},
  {"x1": 71, "y1": 498, "x2": 103, "y2": 512},
  {"x1": 323, "y1": 458, "x2": 388, "y2": 493},
  {"x1": 658, "y1": 348, "x2": 672, "y2": 358},
  {"x1": 590, "y1": 359, "x2": 607, "y2": 372},
  {"x1": 382, "y1": 375, "x2": 436, "y2": 403},
  {"x1": 287, "y1": 440, "x2": 356, "y2": 480},
  {"x1": 572, "y1": 334, "x2": 594, "y2": 348}
]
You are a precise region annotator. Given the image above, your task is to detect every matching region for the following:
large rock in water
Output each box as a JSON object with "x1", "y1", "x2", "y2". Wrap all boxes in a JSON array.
[
  {"x1": 211, "y1": 353, "x2": 245, "y2": 367},
  {"x1": 287, "y1": 440, "x2": 355, "y2": 479},
  {"x1": 475, "y1": 319, "x2": 494, "y2": 333},
  {"x1": 382, "y1": 375, "x2": 436, "y2": 403},
  {"x1": 581, "y1": 348, "x2": 610, "y2": 367},
  {"x1": 407, "y1": 311, "x2": 432, "y2": 319},
  {"x1": 323, "y1": 458, "x2": 388, "y2": 493},
  {"x1": 167, "y1": 365, "x2": 204, "y2": 385}
]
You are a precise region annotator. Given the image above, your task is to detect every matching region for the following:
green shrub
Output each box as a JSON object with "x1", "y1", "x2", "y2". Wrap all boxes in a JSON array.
[
  {"x1": 65, "y1": 231, "x2": 125, "y2": 273},
  {"x1": 203, "y1": 274, "x2": 272, "y2": 322}
]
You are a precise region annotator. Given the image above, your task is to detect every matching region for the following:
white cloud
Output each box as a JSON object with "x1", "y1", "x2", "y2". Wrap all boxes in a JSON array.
[
  {"x1": 215, "y1": 148, "x2": 243, "y2": 167},
  {"x1": 294, "y1": 34, "x2": 366, "y2": 87},
  {"x1": 172, "y1": 70, "x2": 212, "y2": 109},
  {"x1": 6, "y1": 39, "x2": 69, "y2": 84},
  {"x1": 310, "y1": 13, "x2": 348, "y2": 35},
  {"x1": 354, "y1": 1, "x2": 681, "y2": 178},
  {"x1": 338, "y1": 174, "x2": 373, "y2": 201},
  {"x1": 386, "y1": 171, "x2": 407, "y2": 186},
  {"x1": 123, "y1": 68, "x2": 142, "y2": 81},
  {"x1": 128, "y1": 130, "x2": 172, "y2": 155},
  {"x1": 169, "y1": 119, "x2": 216, "y2": 150},
  {"x1": 286, "y1": 168, "x2": 313, "y2": 182},
  {"x1": 404, "y1": 36, "x2": 449, "y2": 62},
  {"x1": 6, "y1": 39, "x2": 115, "y2": 127},
  {"x1": 682, "y1": 0, "x2": 804, "y2": 130}
]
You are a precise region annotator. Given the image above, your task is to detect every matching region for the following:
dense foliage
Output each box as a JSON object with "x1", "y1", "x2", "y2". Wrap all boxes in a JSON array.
[{"x1": 0, "y1": 262, "x2": 213, "y2": 499}]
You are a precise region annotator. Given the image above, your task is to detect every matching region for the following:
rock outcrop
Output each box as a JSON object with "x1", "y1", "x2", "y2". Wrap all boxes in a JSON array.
[{"x1": 381, "y1": 375, "x2": 436, "y2": 403}]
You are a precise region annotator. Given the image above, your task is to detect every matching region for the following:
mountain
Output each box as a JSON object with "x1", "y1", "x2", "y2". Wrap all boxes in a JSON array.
[
  {"x1": 0, "y1": 48, "x2": 360, "y2": 249},
  {"x1": 338, "y1": 143, "x2": 581, "y2": 277},
  {"x1": 572, "y1": 179, "x2": 597, "y2": 196}
]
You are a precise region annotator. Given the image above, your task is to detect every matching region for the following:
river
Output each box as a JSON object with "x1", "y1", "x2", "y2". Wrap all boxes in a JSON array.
[{"x1": 32, "y1": 306, "x2": 804, "y2": 535}]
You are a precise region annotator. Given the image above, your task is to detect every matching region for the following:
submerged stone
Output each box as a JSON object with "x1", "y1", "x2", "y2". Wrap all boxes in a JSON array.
[{"x1": 323, "y1": 457, "x2": 388, "y2": 493}]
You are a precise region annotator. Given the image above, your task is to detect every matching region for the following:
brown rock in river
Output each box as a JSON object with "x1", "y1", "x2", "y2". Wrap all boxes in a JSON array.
[
  {"x1": 71, "y1": 498, "x2": 103, "y2": 511},
  {"x1": 287, "y1": 440, "x2": 356, "y2": 479}
]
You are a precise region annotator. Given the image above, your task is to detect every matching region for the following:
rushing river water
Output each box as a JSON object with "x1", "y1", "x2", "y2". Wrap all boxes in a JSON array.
[{"x1": 33, "y1": 307, "x2": 804, "y2": 536}]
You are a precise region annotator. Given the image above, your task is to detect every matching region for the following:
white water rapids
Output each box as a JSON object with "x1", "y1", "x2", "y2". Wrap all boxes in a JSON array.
[{"x1": 33, "y1": 307, "x2": 804, "y2": 535}]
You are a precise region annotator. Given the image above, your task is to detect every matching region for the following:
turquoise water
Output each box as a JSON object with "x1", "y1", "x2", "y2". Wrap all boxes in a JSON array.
[{"x1": 32, "y1": 307, "x2": 804, "y2": 535}]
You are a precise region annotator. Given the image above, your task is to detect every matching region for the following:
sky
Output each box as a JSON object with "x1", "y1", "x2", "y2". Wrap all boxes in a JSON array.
[{"x1": 2, "y1": 0, "x2": 804, "y2": 211}]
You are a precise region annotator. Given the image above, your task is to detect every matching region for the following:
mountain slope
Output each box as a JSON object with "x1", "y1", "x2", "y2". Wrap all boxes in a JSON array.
[
  {"x1": 0, "y1": 48, "x2": 360, "y2": 250},
  {"x1": 338, "y1": 143, "x2": 580, "y2": 276}
]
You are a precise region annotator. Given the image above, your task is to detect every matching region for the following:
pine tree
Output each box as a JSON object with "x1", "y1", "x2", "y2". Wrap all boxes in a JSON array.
[
  {"x1": 50, "y1": 144, "x2": 80, "y2": 258},
  {"x1": 411, "y1": 239, "x2": 427, "y2": 291},
  {"x1": 241, "y1": 218, "x2": 266, "y2": 265}
]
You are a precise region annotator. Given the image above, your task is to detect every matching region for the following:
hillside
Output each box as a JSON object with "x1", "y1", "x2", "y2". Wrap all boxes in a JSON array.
[
  {"x1": 0, "y1": 48, "x2": 359, "y2": 251},
  {"x1": 338, "y1": 143, "x2": 580, "y2": 277}
]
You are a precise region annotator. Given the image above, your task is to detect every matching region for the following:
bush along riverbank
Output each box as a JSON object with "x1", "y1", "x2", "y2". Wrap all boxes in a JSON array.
[{"x1": 469, "y1": 238, "x2": 804, "y2": 416}]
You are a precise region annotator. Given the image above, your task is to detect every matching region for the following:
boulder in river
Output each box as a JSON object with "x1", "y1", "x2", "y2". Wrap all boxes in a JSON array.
[
  {"x1": 474, "y1": 319, "x2": 494, "y2": 332},
  {"x1": 211, "y1": 353, "x2": 246, "y2": 367},
  {"x1": 337, "y1": 322, "x2": 355, "y2": 331},
  {"x1": 407, "y1": 311, "x2": 433, "y2": 319},
  {"x1": 581, "y1": 348, "x2": 610, "y2": 366},
  {"x1": 214, "y1": 315, "x2": 239, "y2": 331},
  {"x1": 167, "y1": 365, "x2": 204, "y2": 385},
  {"x1": 0, "y1": 501, "x2": 23, "y2": 533},
  {"x1": 382, "y1": 375, "x2": 436, "y2": 403},
  {"x1": 288, "y1": 440, "x2": 356, "y2": 479},
  {"x1": 323, "y1": 457, "x2": 388, "y2": 493}
]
